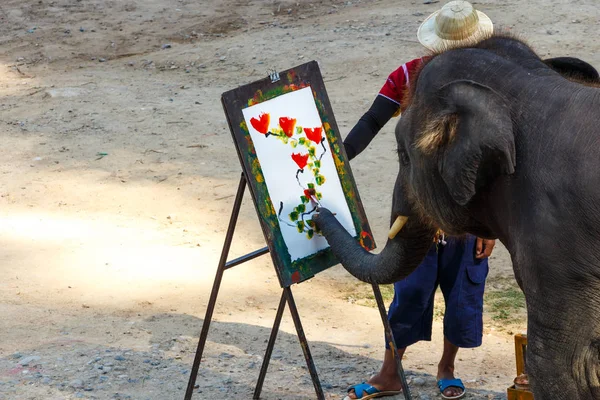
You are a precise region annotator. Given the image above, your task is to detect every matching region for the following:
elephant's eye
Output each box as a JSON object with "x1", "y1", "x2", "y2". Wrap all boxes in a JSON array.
[{"x1": 399, "y1": 150, "x2": 409, "y2": 166}]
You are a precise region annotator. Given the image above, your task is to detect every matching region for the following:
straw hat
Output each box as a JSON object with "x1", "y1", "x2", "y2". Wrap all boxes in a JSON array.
[{"x1": 417, "y1": 1, "x2": 493, "y2": 51}]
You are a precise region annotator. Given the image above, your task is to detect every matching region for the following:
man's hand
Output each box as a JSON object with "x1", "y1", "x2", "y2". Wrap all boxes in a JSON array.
[{"x1": 475, "y1": 238, "x2": 495, "y2": 259}]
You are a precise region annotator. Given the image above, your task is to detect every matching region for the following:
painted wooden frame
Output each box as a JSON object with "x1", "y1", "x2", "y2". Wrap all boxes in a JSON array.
[{"x1": 222, "y1": 61, "x2": 375, "y2": 288}]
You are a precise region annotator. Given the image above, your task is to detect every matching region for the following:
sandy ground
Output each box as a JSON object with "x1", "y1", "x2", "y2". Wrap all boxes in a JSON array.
[{"x1": 0, "y1": 0, "x2": 598, "y2": 399}]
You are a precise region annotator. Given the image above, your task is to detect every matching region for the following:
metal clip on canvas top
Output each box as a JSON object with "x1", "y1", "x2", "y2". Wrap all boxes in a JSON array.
[{"x1": 268, "y1": 68, "x2": 280, "y2": 83}]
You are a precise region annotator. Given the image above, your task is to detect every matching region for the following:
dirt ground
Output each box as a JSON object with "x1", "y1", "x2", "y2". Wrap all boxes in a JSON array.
[{"x1": 0, "y1": 0, "x2": 598, "y2": 399}]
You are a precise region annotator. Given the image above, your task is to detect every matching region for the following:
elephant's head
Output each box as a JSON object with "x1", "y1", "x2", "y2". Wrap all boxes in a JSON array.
[
  {"x1": 315, "y1": 46, "x2": 519, "y2": 284},
  {"x1": 396, "y1": 65, "x2": 516, "y2": 238}
]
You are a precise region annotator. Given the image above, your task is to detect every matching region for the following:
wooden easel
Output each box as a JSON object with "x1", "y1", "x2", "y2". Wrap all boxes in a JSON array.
[{"x1": 183, "y1": 173, "x2": 413, "y2": 399}]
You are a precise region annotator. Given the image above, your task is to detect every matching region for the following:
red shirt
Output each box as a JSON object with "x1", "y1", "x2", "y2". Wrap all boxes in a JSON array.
[{"x1": 378, "y1": 57, "x2": 427, "y2": 108}]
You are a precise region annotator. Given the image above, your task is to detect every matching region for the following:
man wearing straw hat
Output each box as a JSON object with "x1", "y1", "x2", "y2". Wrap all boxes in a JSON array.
[{"x1": 342, "y1": 2, "x2": 495, "y2": 399}]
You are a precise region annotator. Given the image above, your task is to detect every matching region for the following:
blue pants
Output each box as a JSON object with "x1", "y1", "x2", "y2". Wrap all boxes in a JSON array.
[{"x1": 387, "y1": 234, "x2": 488, "y2": 349}]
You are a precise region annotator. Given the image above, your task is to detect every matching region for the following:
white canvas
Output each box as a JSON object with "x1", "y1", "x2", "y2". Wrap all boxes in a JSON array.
[{"x1": 242, "y1": 86, "x2": 356, "y2": 261}]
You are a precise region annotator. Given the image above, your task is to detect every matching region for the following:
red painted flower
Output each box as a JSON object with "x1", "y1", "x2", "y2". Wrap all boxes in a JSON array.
[
  {"x1": 279, "y1": 117, "x2": 296, "y2": 137},
  {"x1": 304, "y1": 127, "x2": 323, "y2": 143},
  {"x1": 291, "y1": 271, "x2": 301, "y2": 284},
  {"x1": 291, "y1": 153, "x2": 309, "y2": 169},
  {"x1": 359, "y1": 230, "x2": 375, "y2": 250},
  {"x1": 250, "y1": 112, "x2": 270, "y2": 134}
]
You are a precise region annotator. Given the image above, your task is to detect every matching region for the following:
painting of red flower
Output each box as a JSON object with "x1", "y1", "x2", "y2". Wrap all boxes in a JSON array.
[
  {"x1": 279, "y1": 117, "x2": 296, "y2": 137},
  {"x1": 291, "y1": 153, "x2": 309, "y2": 169},
  {"x1": 304, "y1": 127, "x2": 323, "y2": 143},
  {"x1": 250, "y1": 112, "x2": 270, "y2": 134}
]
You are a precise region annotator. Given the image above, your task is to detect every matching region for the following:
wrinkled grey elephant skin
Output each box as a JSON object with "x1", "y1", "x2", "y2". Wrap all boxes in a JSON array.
[{"x1": 314, "y1": 35, "x2": 600, "y2": 400}]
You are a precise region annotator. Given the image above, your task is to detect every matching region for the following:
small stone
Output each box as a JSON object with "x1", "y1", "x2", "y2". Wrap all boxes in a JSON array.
[
  {"x1": 87, "y1": 356, "x2": 101, "y2": 365},
  {"x1": 69, "y1": 379, "x2": 84, "y2": 389},
  {"x1": 114, "y1": 355, "x2": 125, "y2": 361},
  {"x1": 339, "y1": 364, "x2": 356, "y2": 374},
  {"x1": 79, "y1": 27, "x2": 85, "y2": 32},
  {"x1": 18, "y1": 356, "x2": 41, "y2": 366},
  {"x1": 412, "y1": 377, "x2": 426, "y2": 386},
  {"x1": 161, "y1": 44, "x2": 172, "y2": 49},
  {"x1": 102, "y1": 367, "x2": 112, "y2": 373},
  {"x1": 425, "y1": 375, "x2": 438, "y2": 385},
  {"x1": 219, "y1": 56, "x2": 227, "y2": 61},
  {"x1": 12, "y1": 353, "x2": 23, "y2": 359},
  {"x1": 99, "y1": 58, "x2": 106, "y2": 62}
]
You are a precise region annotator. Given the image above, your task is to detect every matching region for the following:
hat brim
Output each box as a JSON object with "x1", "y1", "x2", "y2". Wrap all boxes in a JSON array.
[{"x1": 417, "y1": 10, "x2": 493, "y2": 51}]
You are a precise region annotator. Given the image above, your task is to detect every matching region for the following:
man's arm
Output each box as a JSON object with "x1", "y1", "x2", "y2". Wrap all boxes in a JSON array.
[{"x1": 343, "y1": 95, "x2": 400, "y2": 160}]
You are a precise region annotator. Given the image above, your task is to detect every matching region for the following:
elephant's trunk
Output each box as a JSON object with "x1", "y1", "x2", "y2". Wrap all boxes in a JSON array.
[{"x1": 314, "y1": 208, "x2": 435, "y2": 284}]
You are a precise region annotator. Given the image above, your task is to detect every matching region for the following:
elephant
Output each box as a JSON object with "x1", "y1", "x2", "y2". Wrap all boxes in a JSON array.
[{"x1": 314, "y1": 35, "x2": 600, "y2": 400}]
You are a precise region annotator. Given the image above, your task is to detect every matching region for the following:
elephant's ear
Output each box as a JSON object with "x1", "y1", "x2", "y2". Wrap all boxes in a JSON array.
[{"x1": 436, "y1": 80, "x2": 516, "y2": 206}]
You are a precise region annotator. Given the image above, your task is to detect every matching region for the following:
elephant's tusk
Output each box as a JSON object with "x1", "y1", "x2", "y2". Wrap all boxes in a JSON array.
[{"x1": 388, "y1": 216, "x2": 409, "y2": 239}]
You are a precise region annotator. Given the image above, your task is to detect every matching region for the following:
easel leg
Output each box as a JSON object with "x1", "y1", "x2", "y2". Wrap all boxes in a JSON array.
[
  {"x1": 253, "y1": 291, "x2": 287, "y2": 399},
  {"x1": 184, "y1": 173, "x2": 247, "y2": 400},
  {"x1": 284, "y1": 287, "x2": 325, "y2": 400},
  {"x1": 372, "y1": 284, "x2": 412, "y2": 400}
]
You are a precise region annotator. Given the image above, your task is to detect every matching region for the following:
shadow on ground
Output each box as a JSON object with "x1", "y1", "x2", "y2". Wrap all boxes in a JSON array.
[{"x1": 0, "y1": 312, "x2": 508, "y2": 400}]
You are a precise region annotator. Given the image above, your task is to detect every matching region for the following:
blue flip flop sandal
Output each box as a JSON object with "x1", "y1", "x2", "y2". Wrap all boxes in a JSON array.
[
  {"x1": 343, "y1": 382, "x2": 402, "y2": 400},
  {"x1": 437, "y1": 378, "x2": 466, "y2": 399}
]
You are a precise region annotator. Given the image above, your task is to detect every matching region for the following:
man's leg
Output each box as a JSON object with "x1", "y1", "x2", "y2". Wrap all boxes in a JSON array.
[
  {"x1": 437, "y1": 234, "x2": 489, "y2": 398},
  {"x1": 346, "y1": 243, "x2": 439, "y2": 399},
  {"x1": 345, "y1": 347, "x2": 406, "y2": 399},
  {"x1": 437, "y1": 337, "x2": 461, "y2": 397}
]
